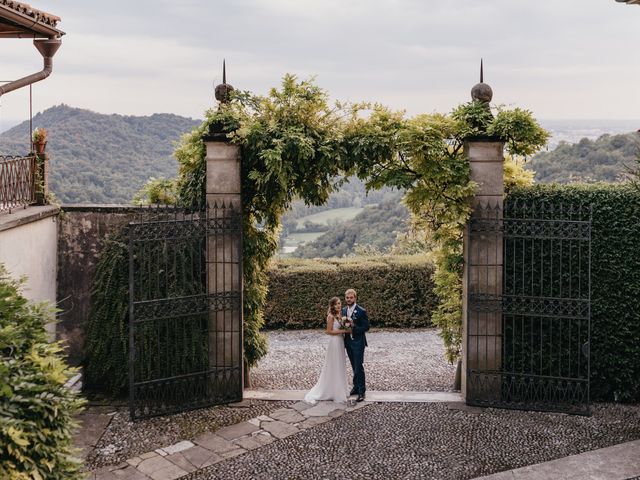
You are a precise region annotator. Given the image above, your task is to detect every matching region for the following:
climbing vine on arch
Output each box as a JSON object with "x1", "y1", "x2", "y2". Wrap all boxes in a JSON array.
[
  {"x1": 85, "y1": 74, "x2": 547, "y2": 394},
  {"x1": 174, "y1": 74, "x2": 547, "y2": 366}
]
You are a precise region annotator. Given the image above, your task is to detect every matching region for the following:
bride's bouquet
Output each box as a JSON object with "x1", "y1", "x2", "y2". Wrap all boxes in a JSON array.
[{"x1": 338, "y1": 316, "x2": 353, "y2": 331}]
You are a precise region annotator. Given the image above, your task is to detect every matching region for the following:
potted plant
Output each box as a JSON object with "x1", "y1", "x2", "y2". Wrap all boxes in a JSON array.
[{"x1": 32, "y1": 127, "x2": 48, "y2": 154}]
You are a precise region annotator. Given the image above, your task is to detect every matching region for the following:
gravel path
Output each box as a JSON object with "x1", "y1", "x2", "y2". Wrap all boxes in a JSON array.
[
  {"x1": 251, "y1": 328, "x2": 457, "y2": 391},
  {"x1": 84, "y1": 400, "x2": 293, "y2": 470},
  {"x1": 187, "y1": 402, "x2": 640, "y2": 480}
]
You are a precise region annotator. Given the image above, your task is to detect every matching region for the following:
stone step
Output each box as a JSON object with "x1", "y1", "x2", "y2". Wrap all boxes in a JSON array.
[{"x1": 243, "y1": 389, "x2": 463, "y2": 403}]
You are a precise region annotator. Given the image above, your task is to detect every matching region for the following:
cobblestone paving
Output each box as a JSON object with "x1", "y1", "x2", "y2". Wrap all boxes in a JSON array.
[
  {"x1": 187, "y1": 402, "x2": 640, "y2": 480},
  {"x1": 85, "y1": 400, "x2": 293, "y2": 470},
  {"x1": 89, "y1": 400, "x2": 369, "y2": 480},
  {"x1": 251, "y1": 328, "x2": 457, "y2": 391}
]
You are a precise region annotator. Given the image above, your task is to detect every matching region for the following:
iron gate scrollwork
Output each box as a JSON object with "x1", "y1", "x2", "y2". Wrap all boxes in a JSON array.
[
  {"x1": 466, "y1": 200, "x2": 591, "y2": 415},
  {"x1": 128, "y1": 202, "x2": 243, "y2": 420}
]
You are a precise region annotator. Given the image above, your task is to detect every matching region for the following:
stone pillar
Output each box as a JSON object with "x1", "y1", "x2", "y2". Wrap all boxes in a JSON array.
[
  {"x1": 462, "y1": 138, "x2": 504, "y2": 403},
  {"x1": 204, "y1": 132, "x2": 243, "y2": 396}
]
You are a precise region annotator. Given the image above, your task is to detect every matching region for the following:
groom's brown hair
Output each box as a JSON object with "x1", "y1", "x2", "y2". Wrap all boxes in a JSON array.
[{"x1": 345, "y1": 288, "x2": 357, "y2": 298}]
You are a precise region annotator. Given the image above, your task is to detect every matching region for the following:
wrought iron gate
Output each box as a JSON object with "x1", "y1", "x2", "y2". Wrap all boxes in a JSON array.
[
  {"x1": 128, "y1": 203, "x2": 243, "y2": 420},
  {"x1": 466, "y1": 201, "x2": 591, "y2": 415}
]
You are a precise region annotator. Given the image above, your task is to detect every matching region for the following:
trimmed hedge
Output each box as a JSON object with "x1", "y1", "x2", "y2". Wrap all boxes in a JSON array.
[
  {"x1": 265, "y1": 255, "x2": 437, "y2": 329},
  {"x1": 507, "y1": 184, "x2": 640, "y2": 402}
]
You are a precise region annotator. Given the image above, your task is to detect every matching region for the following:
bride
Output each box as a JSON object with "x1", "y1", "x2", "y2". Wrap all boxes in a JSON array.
[{"x1": 304, "y1": 297, "x2": 351, "y2": 404}]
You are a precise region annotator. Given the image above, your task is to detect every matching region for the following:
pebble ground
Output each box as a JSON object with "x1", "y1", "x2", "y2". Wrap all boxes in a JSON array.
[
  {"x1": 187, "y1": 402, "x2": 640, "y2": 480},
  {"x1": 86, "y1": 329, "x2": 640, "y2": 479},
  {"x1": 251, "y1": 328, "x2": 457, "y2": 391}
]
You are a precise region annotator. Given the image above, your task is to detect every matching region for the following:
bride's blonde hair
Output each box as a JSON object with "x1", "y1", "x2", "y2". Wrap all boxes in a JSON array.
[{"x1": 327, "y1": 296, "x2": 341, "y2": 317}]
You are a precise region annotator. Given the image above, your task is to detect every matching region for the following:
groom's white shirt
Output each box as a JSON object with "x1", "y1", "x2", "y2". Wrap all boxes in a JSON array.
[{"x1": 347, "y1": 304, "x2": 357, "y2": 319}]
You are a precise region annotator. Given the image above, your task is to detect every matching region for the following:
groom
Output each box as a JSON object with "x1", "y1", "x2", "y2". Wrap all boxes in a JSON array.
[{"x1": 342, "y1": 288, "x2": 370, "y2": 402}]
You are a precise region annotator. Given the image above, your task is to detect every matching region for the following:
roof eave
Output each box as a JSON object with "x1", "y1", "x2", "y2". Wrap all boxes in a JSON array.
[{"x1": 0, "y1": 5, "x2": 64, "y2": 38}]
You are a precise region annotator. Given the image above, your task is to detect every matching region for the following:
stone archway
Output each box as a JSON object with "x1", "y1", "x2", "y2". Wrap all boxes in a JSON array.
[{"x1": 202, "y1": 133, "x2": 464, "y2": 404}]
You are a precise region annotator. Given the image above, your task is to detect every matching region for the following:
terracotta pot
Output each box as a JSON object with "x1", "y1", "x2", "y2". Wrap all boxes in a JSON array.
[{"x1": 34, "y1": 141, "x2": 47, "y2": 154}]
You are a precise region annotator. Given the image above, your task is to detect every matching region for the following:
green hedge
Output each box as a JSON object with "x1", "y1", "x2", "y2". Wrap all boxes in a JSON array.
[
  {"x1": 0, "y1": 265, "x2": 85, "y2": 479},
  {"x1": 507, "y1": 184, "x2": 640, "y2": 402},
  {"x1": 264, "y1": 255, "x2": 437, "y2": 329}
]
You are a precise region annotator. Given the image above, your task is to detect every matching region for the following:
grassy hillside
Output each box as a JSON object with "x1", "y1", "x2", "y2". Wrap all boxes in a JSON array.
[
  {"x1": 294, "y1": 206, "x2": 365, "y2": 228},
  {"x1": 0, "y1": 105, "x2": 200, "y2": 204},
  {"x1": 293, "y1": 192, "x2": 409, "y2": 258}
]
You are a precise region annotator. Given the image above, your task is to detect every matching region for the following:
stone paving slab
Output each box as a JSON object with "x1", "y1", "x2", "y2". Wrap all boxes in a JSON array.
[
  {"x1": 268, "y1": 407, "x2": 306, "y2": 423},
  {"x1": 290, "y1": 400, "x2": 315, "y2": 412},
  {"x1": 302, "y1": 401, "x2": 346, "y2": 417},
  {"x1": 365, "y1": 390, "x2": 462, "y2": 403},
  {"x1": 220, "y1": 448, "x2": 246, "y2": 459},
  {"x1": 136, "y1": 456, "x2": 176, "y2": 476},
  {"x1": 74, "y1": 412, "x2": 114, "y2": 460},
  {"x1": 192, "y1": 433, "x2": 240, "y2": 454},
  {"x1": 298, "y1": 415, "x2": 333, "y2": 429},
  {"x1": 233, "y1": 434, "x2": 274, "y2": 450},
  {"x1": 148, "y1": 463, "x2": 186, "y2": 480},
  {"x1": 244, "y1": 388, "x2": 463, "y2": 403},
  {"x1": 244, "y1": 389, "x2": 306, "y2": 401},
  {"x1": 174, "y1": 445, "x2": 222, "y2": 468},
  {"x1": 160, "y1": 441, "x2": 195, "y2": 455},
  {"x1": 163, "y1": 452, "x2": 197, "y2": 474},
  {"x1": 215, "y1": 422, "x2": 260, "y2": 440},
  {"x1": 473, "y1": 439, "x2": 640, "y2": 480},
  {"x1": 113, "y1": 465, "x2": 149, "y2": 479},
  {"x1": 260, "y1": 420, "x2": 300, "y2": 439}
]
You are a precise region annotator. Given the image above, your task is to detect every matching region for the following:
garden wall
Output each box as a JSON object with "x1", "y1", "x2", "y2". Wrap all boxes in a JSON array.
[
  {"x1": 265, "y1": 255, "x2": 438, "y2": 329},
  {"x1": 57, "y1": 204, "x2": 142, "y2": 366},
  {"x1": 0, "y1": 205, "x2": 59, "y2": 337}
]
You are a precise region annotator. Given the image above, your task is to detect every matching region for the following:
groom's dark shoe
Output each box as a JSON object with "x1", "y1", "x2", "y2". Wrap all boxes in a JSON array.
[
  {"x1": 356, "y1": 393, "x2": 365, "y2": 402},
  {"x1": 350, "y1": 388, "x2": 357, "y2": 396}
]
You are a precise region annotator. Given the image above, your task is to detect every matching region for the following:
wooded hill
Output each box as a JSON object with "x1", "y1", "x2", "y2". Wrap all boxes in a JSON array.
[
  {"x1": 0, "y1": 105, "x2": 200, "y2": 204},
  {"x1": 293, "y1": 192, "x2": 409, "y2": 258},
  {"x1": 1, "y1": 105, "x2": 637, "y2": 204},
  {"x1": 529, "y1": 132, "x2": 639, "y2": 183}
]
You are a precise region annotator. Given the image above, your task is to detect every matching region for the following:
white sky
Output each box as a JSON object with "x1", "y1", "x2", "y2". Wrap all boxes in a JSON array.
[{"x1": 1, "y1": 0, "x2": 639, "y2": 123}]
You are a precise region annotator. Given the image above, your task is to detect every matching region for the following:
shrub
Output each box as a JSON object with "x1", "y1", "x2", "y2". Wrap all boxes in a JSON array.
[
  {"x1": 265, "y1": 255, "x2": 437, "y2": 329},
  {"x1": 507, "y1": 184, "x2": 640, "y2": 402},
  {"x1": 0, "y1": 265, "x2": 85, "y2": 479}
]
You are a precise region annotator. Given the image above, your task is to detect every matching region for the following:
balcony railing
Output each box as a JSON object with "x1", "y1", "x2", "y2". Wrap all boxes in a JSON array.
[{"x1": 0, "y1": 155, "x2": 38, "y2": 214}]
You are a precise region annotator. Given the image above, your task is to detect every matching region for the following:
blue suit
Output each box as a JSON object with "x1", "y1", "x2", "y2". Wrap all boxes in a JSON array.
[{"x1": 342, "y1": 304, "x2": 370, "y2": 395}]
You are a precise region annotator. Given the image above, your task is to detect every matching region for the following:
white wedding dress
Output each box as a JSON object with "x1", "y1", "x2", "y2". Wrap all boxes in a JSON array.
[{"x1": 304, "y1": 317, "x2": 349, "y2": 403}]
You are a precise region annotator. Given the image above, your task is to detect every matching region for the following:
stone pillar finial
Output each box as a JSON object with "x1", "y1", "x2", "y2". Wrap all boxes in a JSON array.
[
  {"x1": 471, "y1": 58, "x2": 493, "y2": 104},
  {"x1": 214, "y1": 59, "x2": 234, "y2": 104}
]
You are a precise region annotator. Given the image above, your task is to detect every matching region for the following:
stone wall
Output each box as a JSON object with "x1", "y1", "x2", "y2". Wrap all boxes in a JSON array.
[
  {"x1": 0, "y1": 205, "x2": 59, "y2": 337},
  {"x1": 57, "y1": 204, "x2": 143, "y2": 366}
]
